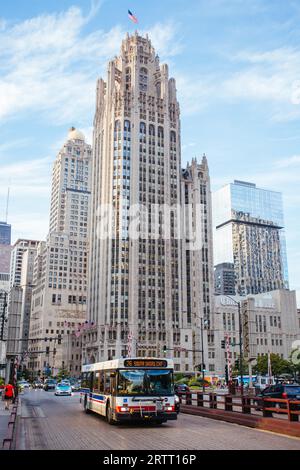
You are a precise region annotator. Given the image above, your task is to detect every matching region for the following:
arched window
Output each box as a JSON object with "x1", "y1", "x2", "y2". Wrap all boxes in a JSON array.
[
  {"x1": 158, "y1": 126, "x2": 164, "y2": 138},
  {"x1": 149, "y1": 124, "x2": 155, "y2": 136},
  {"x1": 114, "y1": 120, "x2": 121, "y2": 132},
  {"x1": 139, "y1": 67, "x2": 148, "y2": 91},
  {"x1": 170, "y1": 131, "x2": 176, "y2": 143},
  {"x1": 140, "y1": 122, "x2": 146, "y2": 134},
  {"x1": 124, "y1": 120, "x2": 131, "y2": 132},
  {"x1": 125, "y1": 67, "x2": 131, "y2": 90}
]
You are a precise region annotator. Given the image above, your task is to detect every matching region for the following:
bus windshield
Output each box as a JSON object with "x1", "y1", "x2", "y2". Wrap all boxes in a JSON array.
[{"x1": 117, "y1": 369, "x2": 173, "y2": 396}]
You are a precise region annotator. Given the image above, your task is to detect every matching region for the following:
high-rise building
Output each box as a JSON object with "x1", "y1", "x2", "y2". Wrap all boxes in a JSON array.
[
  {"x1": 213, "y1": 180, "x2": 288, "y2": 296},
  {"x1": 5, "y1": 240, "x2": 39, "y2": 380},
  {"x1": 0, "y1": 221, "x2": 11, "y2": 245},
  {"x1": 84, "y1": 33, "x2": 214, "y2": 373},
  {"x1": 28, "y1": 128, "x2": 92, "y2": 376},
  {"x1": 181, "y1": 157, "x2": 214, "y2": 371},
  {"x1": 214, "y1": 263, "x2": 235, "y2": 296},
  {"x1": 213, "y1": 289, "x2": 299, "y2": 377},
  {"x1": 0, "y1": 244, "x2": 11, "y2": 377},
  {"x1": 9, "y1": 239, "x2": 40, "y2": 288}
]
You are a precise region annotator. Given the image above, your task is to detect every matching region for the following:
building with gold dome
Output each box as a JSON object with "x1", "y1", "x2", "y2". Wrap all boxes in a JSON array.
[{"x1": 28, "y1": 128, "x2": 92, "y2": 377}]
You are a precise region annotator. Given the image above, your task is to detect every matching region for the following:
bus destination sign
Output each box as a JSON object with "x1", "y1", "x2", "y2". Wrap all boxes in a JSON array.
[{"x1": 124, "y1": 359, "x2": 168, "y2": 368}]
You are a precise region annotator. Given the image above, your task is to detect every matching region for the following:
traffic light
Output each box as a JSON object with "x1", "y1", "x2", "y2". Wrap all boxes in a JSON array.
[
  {"x1": 221, "y1": 340, "x2": 225, "y2": 349},
  {"x1": 44, "y1": 337, "x2": 48, "y2": 342},
  {"x1": 46, "y1": 346, "x2": 50, "y2": 355},
  {"x1": 163, "y1": 345, "x2": 167, "y2": 355},
  {"x1": 58, "y1": 334, "x2": 62, "y2": 345},
  {"x1": 53, "y1": 348, "x2": 56, "y2": 356}
]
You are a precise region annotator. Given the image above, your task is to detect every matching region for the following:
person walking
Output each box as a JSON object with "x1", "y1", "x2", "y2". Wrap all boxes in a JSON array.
[{"x1": 4, "y1": 382, "x2": 14, "y2": 411}]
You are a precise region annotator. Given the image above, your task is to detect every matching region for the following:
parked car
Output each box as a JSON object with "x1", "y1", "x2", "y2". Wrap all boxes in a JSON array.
[
  {"x1": 43, "y1": 379, "x2": 56, "y2": 391},
  {"x1": 32, "y1": 380, "x2": 43, "y2": 389},
  {"x1": 17, "y1": 380, "x2": 30, "y2": 390},
  {"x1": 174, "y1": 383, "x2": 190, "y2": 394},
  {"x1": 255, "y1": 384, "x2": 300, "y2": 408},
  {"x1": 55, "y1": 382, "x2": 72, "y2": 396},
  {"x1": 174, "y1": 395, "x2": 180, "y2": 413},
  {"x1": 70, "y1": 382, "x2": 80, "y2": 392}
]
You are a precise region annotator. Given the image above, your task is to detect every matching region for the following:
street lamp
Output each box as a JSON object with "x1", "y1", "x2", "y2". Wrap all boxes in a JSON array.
[
  {"x1": 221, "y1": 295, "x2": 244, "y2": 396},
  {"x1": 199, "y1": 317, "x2": 209, "y2": 393}
]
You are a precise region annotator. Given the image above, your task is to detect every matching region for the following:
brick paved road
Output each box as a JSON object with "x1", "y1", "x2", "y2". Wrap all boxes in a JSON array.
[{"x1": 16, "y1": 389, "x2": 300, "y2": 450}]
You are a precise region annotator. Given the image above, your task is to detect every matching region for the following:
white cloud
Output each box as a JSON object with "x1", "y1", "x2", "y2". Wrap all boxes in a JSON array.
[
  {"x1": 171, "y1": 46, "x2": 300, "y2": 119},
  {"x1": 0, "y1": 6, "x2": 182, "y2": 125},
  {"x1": 0, "y1": 156, "x2": 52, "y2": 197},
  {"x1": 275, "y1": 155, "x2": 300, "y2": 168}
]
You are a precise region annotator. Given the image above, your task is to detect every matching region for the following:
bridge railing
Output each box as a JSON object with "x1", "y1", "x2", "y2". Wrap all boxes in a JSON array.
[{"x1": 178, "y1": 391, "x2": 300, "y2": 422}]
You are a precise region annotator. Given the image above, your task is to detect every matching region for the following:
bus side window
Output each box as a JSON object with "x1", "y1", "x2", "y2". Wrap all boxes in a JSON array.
[
  {"x1": 81, "y1": 373, "x2": 87, "y2": 388},
  {"x1": 104, "y1": 371, "x2": 111, "y2": 394},
  {"x1": 99, "y1": 371, "x2": 104, "y2": 393},
  {"x1": 89, "y1": 372, "x2": 94, "y2": 391},
  {"x1": 110, "y1": 372, "x2": 117, "y2": 395},
  {"x1": 93, "y1": 372, "x2": 100, "y2": 393}
]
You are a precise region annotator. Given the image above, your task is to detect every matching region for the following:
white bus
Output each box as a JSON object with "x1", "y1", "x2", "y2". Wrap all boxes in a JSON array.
[{"x1": 80, "y1": 358, "x2": 177, "y2": 424}]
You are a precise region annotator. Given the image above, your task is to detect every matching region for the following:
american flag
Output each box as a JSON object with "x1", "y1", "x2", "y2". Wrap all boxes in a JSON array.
[{"x1": 128, "y1": 9, "x2": 138, "y2": 24}]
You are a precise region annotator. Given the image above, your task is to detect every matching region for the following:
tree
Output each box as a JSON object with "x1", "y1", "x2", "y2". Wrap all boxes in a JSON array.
[
  {"x1": 253, "y1": 353, "x2": 292, "y2": 378},
  {"x1": 232, "y1": 356, "x2": 249, "y2": 376}
]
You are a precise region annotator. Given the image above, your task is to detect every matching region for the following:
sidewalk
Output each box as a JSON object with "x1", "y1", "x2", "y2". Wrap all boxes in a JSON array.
[{"x1": 0, "y1": 401, "x2": 11, "y2": 445}]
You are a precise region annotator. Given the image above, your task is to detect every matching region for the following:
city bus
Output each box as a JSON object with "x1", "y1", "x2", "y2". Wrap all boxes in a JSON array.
[{"x1": 80, "y1": 358, "x2": 177, "y2": 425}]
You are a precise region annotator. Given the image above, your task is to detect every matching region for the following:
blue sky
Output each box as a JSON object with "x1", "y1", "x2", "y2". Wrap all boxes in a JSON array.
[{"x1": 0, "y1": 0, "x2": 299, "y2": 304}]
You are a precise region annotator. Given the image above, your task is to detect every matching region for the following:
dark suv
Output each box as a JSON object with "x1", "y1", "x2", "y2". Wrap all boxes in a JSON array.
[
  {"x1": 256, "y1": 384, "x2": 300, "y2": 408},
  {"x1": 44, "y1": 379, "x2": 56, "y2": 391}
]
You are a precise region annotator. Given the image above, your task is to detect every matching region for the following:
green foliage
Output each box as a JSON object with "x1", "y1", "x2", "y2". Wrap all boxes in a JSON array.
[
  {"x1": 0, "y1": 377, "x2": 4, "y2": 386},
  {"x1": 175, "y1": 376, "x2": 190, "y2": 385},
  {"x1": 253, "y1": 353, "x2": 292, "y2": 377},
  {"x1": 188, "y1": 378, "x2": 210, "y2": 388},
  {"x1": 174, "y1": 373, "x2": 185, "y2": 382},
  {"x1": 232, "y1": 356, "x2": 249, "y2": 376}
]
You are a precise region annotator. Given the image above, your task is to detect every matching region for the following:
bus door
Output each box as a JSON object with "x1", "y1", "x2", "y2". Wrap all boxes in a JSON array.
[{"x1": 110, "y1": 371, "x2": 117, "y2": 410}]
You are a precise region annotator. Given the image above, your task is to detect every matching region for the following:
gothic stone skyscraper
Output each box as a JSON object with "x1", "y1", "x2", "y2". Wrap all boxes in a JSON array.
[
  {"x1": 88, "y1": 33, "x2": 181, "y2": 362},
  {"x1": 86, "y1": 33, "x2": 214, "y2": 373}
]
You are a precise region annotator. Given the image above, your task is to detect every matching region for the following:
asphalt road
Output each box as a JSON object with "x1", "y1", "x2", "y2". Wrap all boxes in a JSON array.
[{"x1": 16, "y1": 389, "x2": 300, "y2": 450}]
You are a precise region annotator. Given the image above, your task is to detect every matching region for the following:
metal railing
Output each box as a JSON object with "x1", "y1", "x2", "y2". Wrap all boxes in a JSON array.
[{"x1": 178, "y1": 391, "x2": 300, "y2": 422}]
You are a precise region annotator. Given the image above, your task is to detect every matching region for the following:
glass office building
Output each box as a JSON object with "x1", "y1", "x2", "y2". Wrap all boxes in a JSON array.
[
  {"x1": 213, "y1": 181, "x2": 288, "y2": 293},
  {"x1": 0, "y1": 221, "x2": 11, "y2": 245}
]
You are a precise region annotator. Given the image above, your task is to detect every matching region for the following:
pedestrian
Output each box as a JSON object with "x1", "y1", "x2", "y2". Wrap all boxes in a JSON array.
[{"x1": 4, "y1": 382, "x2": 14, "y2": 411}]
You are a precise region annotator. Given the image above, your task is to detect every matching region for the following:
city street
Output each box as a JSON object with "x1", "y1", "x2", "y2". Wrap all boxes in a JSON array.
[{"x1": 15, "y1": 389, "x2": 300, "y2": 450}]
